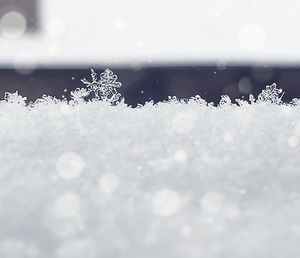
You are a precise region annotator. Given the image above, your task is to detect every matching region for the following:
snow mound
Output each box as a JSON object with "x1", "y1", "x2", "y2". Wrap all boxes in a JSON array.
[{"x1": 1, "y1": 83, "x2": 300, "y2": 258}]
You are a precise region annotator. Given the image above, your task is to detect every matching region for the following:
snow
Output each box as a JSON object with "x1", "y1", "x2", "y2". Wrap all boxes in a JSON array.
[{"x1": 1, "y1": 83, "x2": 300, "y2": 257}]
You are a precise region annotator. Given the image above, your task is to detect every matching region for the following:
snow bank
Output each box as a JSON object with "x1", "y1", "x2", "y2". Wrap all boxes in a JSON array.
[{"x1": 1, "y1": 84, "x2": 300, "y2": 258}]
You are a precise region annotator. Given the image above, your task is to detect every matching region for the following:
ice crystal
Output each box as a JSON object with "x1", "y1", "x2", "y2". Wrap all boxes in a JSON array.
[
  {"x1": 257, "y1": 83, "x2": 284, "y2": 104},
  {"x1": 249, "y1": 94, "x2": 256, "y2": 104},
  {"x1": 219, "y1": 95, "x2": 231, "y2": 106},
  {"x1": 34, "y1": 95, "x2": 59, "y2": 105},
  {"x1": 291, "y1": 98, "x2": 300, "y2": 106},
  {"x1": 4, "y1": 91, "x2": 26, "y2": 105},
  {"x1": 70, "y1": 87, "x2": 89, "y2": 103},
  {"x1": 78, "y1": 68, "x2": 122, "y2": 104}
]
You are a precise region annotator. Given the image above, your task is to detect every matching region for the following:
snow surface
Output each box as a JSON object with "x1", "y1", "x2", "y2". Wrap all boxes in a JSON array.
[{"x1": 1, "y1": 85, "x2": 300, "y2": 258}]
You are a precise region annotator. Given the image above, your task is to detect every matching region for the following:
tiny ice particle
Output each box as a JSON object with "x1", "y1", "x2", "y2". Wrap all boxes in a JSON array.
[
  {"x1": 53, "y1": 192, "x2": 81, "y2": 218},
  {"x1": 152, "y1": 189, "x2": 181, "y2": 217},
  {"x1": 174, "y1": 149, "x2": 188, "y2": 163},
  {"x1": 200, "y1": 191, "x2": 223, "y2": 214},
  {"x1": 98, "y1": 173, "x2": 120, "y2": 194},
  {"x1": 287, "y1": 136, "x2": 299, "y2": 149},
  {"x1": 56, "y1": 152, "x2": 85, "y2": 179}
]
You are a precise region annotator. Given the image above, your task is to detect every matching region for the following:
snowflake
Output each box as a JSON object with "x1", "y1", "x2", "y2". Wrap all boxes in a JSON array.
[
  {"x1": 80, "y1": 68, "x2": 122, "y2": 103},
  {"x1": 219, "y1": 95, "x2": 231, "y2": 106},
  {"x1": 257, "y1": 83, "x2": 284, "y2": 104},
  {"x1": 70, "y1": 88, "x2": 89, "y2": 103}
]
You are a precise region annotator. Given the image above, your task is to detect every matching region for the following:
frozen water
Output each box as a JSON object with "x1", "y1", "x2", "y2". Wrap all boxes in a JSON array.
[
  {"x1": 1, "y1": 81, "x2": 300, "y2": 257},
  {"x1": 79, "y1": 68, "x2": 122, "y2": 104}
]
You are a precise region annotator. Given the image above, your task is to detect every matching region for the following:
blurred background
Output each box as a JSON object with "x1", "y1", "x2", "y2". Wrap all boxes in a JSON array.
[{"x1": 1, "y1": 0, "x2": 300, "y2": 105}]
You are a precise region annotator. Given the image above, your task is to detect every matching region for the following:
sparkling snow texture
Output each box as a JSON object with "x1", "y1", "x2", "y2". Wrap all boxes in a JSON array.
[{"x1": 1, "y1": 84, "x2": 300, "y2": 258}]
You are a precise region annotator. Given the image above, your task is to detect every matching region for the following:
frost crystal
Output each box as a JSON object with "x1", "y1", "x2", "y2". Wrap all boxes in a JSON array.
[
  {"x1": 257, "y1": 83, "x2": 284, "y2": 104},
  {"x1": 219, "y1": 95, "x2": 231, "y2": 106},
  {"x1": 70, "y1": 87, "x2": 89, "y2": 103},
  {"x1": 4, "y1": 91, "x2": 26, "y2": 105},
  {"x1": 79, "y1": 68, "x2": 122, "y2": 104}
]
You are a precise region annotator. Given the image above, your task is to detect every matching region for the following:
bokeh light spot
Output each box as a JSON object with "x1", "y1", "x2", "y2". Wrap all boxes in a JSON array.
[
  {"x1": 98, "y1": 173, "x2": 120, "y2": 194},
  {"x1": 56, "y1": 152, "x2": 85, "y2": 179},
  {"x1": 0, "y1": 11, "x2": 27, "y2": 39},
  {"x1": 152, "y1": 189, "x2": 181, "y2": 216}
]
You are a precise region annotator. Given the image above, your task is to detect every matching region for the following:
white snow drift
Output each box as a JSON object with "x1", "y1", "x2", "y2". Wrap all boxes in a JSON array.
[{"x1": 0, "y1": 84, "x2": 300, "y2": 258}]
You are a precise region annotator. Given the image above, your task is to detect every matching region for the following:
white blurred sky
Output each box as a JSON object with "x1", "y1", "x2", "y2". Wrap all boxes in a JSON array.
[{"x1": 0, "y1": 0, "x2": 300, "y2": 66}]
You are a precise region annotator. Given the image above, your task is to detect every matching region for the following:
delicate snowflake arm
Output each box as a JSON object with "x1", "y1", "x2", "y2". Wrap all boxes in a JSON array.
[
  {"x1": 91, "y1": 69, "x2": 97, "y2": 82},
  {"x1": 81, "y1": 78, "x2": 90, "y2": 85},
  {"x1": 258, "y1": 83, "x2": 284, "y2": 104}
]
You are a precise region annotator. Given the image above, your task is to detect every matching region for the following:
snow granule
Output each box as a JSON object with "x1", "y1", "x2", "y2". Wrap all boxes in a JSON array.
[{"x1": 1, "y1": 83, "x2": 300, "y2": 257}]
